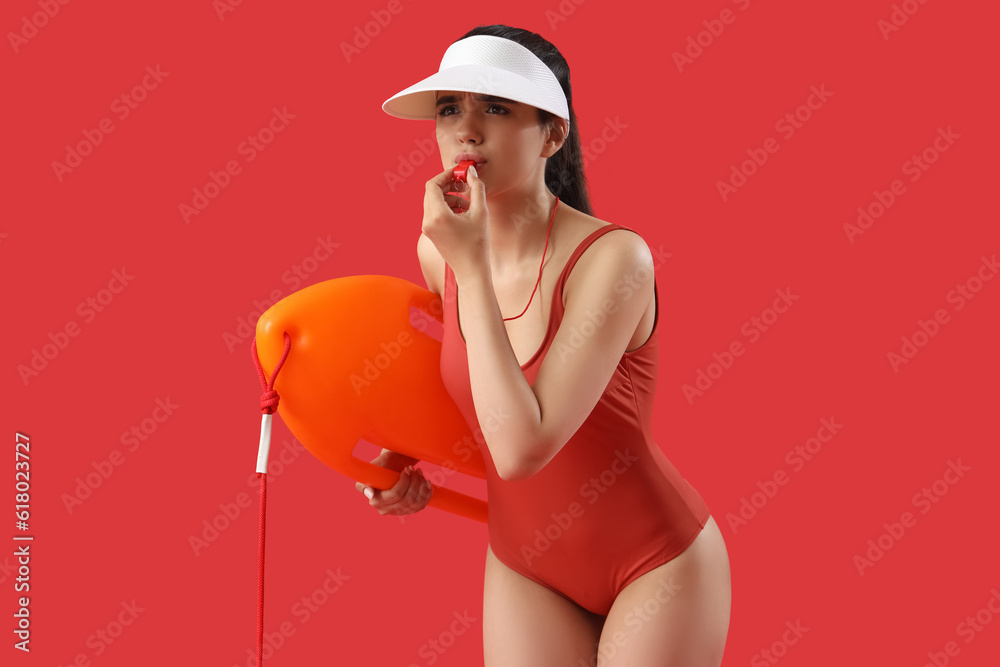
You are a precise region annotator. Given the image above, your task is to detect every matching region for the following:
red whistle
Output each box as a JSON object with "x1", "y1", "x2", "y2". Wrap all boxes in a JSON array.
[
  {"x1": 453, "y1": 159, "x2": 476, "y2": 184},
  {"x1": 446, "y1": 160, "x2": 476, "y2": 211}
]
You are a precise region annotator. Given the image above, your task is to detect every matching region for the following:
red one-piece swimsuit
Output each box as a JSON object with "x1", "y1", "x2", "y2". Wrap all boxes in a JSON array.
[{"x1": 439, "y1": 223, "x2": 712, "y2": 617}]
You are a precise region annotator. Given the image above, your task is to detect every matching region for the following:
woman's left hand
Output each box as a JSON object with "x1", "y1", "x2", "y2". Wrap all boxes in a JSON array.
[{"x1": 421, "y1": 164, "x2": 490, "y2": 283}]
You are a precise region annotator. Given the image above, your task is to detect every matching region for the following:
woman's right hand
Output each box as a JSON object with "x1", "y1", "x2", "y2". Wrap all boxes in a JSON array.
[{"x1": 356, "y1": 449, "x2": 433, "y2": 516}]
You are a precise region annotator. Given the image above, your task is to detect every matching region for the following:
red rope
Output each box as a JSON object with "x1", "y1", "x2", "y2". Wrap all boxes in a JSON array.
[
  {"x1": 250, "y1": 332, "x2": 291, "y2": 667},
  {"x1": 253, "y1": 333, "x2": 291, "y2": 415},
  {"x1": 256, "y1": 472, "x2": 267, "y2": 664},
  {"x1": 501, "y1": 197, "x2": 558, "y2": 322},
  {"x1": 440, "y1": 194, "x2": 559, "y2": 322}
]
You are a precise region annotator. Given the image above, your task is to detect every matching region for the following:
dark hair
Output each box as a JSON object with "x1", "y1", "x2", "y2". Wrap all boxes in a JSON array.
[{"x1": 454, "y1": 25, "x2": 593, "y2": 216}]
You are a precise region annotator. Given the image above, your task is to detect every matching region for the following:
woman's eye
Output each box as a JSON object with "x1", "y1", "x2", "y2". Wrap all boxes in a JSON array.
[{"x1": 437, "y1": 104, "x2": 508, "y2": 117}]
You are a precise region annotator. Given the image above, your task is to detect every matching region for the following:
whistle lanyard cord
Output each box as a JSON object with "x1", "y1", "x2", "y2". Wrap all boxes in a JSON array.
[
  {"x1": 255, "y1": 474, "x2": 267, "y2": 664},
  {"x1": 250, "y1": 332, "x2": 291, "y2": 667},
  {"x1": 440, "y1": 194, "x2": 560, "y2": 322}
]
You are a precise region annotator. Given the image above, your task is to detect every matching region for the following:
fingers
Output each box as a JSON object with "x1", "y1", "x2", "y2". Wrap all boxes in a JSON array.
[
  {"x1": 463, "y1": 164, "x2": 482, "y2": 209},
  {"x1": 376, "y1": 466, "x2": 431, "y2": 515},
  {"x1": 464, "y1": 163, "x2": 479, "y2": 183},
  {"x1": 355, "y1": 480, "x2": 370, "y2": 496},
  {"x1": 378, "y1": 450, "x2": 420, "y2": 472},
  {"x1": 412, "y1": 468, "x2": 433, "y2": 503},
  {"x1": 425, "y1": 171, "x2": 458, "y2": 218},
  {"x1": 387, "y1": 466, "x2": 432, "y2": 514},
  {"x1": 428, "y1": 164, "x2": 475, "y2": 208},
  {"x1": 359, "y1": 466, "x2": 433, "y2": 515},
  {"x1": 378, "y1": 466, "x2": 414, "y2": 505},
  {"x1": 428, "y1": 163, "x2": 461, "y2": 188}
]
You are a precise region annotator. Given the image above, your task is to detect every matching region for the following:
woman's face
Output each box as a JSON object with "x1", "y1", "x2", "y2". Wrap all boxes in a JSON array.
[{"x1": 434, "y1": 90, "x2": 553, "y2": 195}]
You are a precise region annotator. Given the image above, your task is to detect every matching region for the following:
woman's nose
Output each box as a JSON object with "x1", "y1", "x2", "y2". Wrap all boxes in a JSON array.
[{"x1": 455, "y1": 116, "x2": 482, "y2": 142}]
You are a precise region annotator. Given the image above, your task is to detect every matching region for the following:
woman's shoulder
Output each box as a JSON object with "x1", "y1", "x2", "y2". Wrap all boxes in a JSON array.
[
  {"x1": 561, "y1": 202, "x2": 640, "y2": 240},
  {"x1": 561, "y1": 206, "x2": 647, "y2": 261},
  {"x1": 560, "y1": 207, "x2": 653, "y2": 301}
]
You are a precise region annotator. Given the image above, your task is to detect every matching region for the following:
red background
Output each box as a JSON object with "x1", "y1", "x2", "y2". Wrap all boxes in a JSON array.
[{"x1": 3, "y1": 0, "x2": 998, "y2": 665}]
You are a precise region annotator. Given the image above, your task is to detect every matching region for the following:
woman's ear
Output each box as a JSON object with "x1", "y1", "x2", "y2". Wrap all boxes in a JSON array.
[{"x1": 542, "y1": 118, "x2": 567, "y2": 158}]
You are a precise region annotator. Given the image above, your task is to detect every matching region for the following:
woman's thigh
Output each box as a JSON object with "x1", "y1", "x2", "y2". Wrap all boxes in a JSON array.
[
  {"x1": 484, "y1": 544, "x2": 606, "y2": 667},
  {"x1": 597, "y1": 515, "x2": 732, "y2": 667}
]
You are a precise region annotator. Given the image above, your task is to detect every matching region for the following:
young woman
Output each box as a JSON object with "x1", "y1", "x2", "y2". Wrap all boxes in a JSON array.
[{"x1": 358, "y1": 24, "x2": 732, "y2": 666}]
